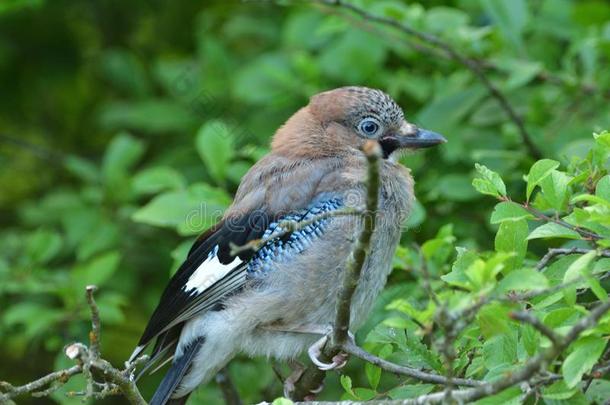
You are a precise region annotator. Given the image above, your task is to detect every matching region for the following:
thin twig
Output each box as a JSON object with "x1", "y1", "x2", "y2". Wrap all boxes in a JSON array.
[
  {"x1": 333, "y1": 140, "x2": 382, "y2": 345},
  {"x1": 536, "y1": 247, "x2": 610, "y2": 270},
  {"x1": 290, "y1": 141, "x2": 382, "y2": 400},
  {"x1": 413, "y1": 244, "x2": 440, "y2": 306},
  {"x1": 0, "y1": 133, "x2": 66, "y2": 164},
  {"x1": 0, "y1": 366, "x2": 82, "y2": 402},
  {"x1": 442, "y1": 298, "x2": 610, "y2": 403},
  {"x1": 307, "y1": 0, "x2": 543, "y2": 159},
  {"x1": 510, "y1": 311, "x2": 562, "y2": 345},
  {"x1": 518, "y1": 202, "x2": 603, "y2": 240},
  {"x1": 281, "y1": 298, "x2": 610, "y2": 405},
  {"x1": 305, "y1": 2, "x2": 610, "y2": 101},
  {"x1": 230, "y1": 208, "x2": 364, "y2": 256},
  {"x1": 341, "y1": 341, "x2": 481, "y2": 387},
  {"x1": 86, "y1": 285, "x2": 101, "y2": 357},
  {"x1": 0, "y1": 287, "x2": 148, "y2": 405}
]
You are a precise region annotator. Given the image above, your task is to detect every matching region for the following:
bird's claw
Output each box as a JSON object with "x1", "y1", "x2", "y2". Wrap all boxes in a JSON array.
[{"x1": 307, "y1": 333, "x2": 352, "y2": 371}]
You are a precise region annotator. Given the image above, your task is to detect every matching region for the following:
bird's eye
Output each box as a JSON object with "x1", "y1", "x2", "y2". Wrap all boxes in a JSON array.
[{"x1": 358, "y1": 118, "x2": 381, "y2": 137}]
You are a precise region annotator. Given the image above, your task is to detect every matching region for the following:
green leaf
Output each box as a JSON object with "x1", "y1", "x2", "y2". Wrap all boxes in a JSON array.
[
  {"x1": 495, "y1": 218, "x2": 528, "y2": 272},
  {"x1": 521, "y1": 323, "x2": 539, "y2": 356},
  {"x1": 540, "y1": 170, "x2": 571, "y2": 211},
  {"x1": 435, "y1": 173, "x2": 480, "y2": 201},
  {"x1": 102, "y1": 132, "x2": 146, "y2": 189},
  {"x1": 388, "y1": 384, "x2": 434, "y2": 399},
  {"x1": 25, "y1": 228, "x2": 62, "y2": 264},
  {"x1": 527, "y1": 222, "x2": 581, "y2": 240},
  {"x1": 472, "y1": 163, "x2": 506, "y2": 198},
  {"x1": 541, "y1": 381, "x2": 578, "y2": 400},
  {"x1": 498, "y1": 268, "x2": 548, "y2": 292},
  {"x1": 196, "y1": 120, "x2": 234, "y2": 184},
  {"x1": 563, "y1": 251, "x2": 597, "y2": 284},
  {"x1": 563, "y1": 250, "x2": 606, "y2": 302},
  {"x1": 441, "y1": 247, "x2": 477, "y2": 289},
  {"x1": 418, "y1": 86, "x2": 487, "y2": 133},
  {"x1": 473, "y1": 386, "x2": 521, "y2": 405},
  {"x1": 353, "y1": 388, "x2": 377, "y2": 401},
  {"x1": 365, "y1": 361, "x2": 381, "y2": 390},
  {"x1": 393, "y1": 331, "x2": 443, "y2": 372},
  {"x1": 99, "y1": 99, "x2": 197, "y2": 133},
  {"x1": 480, "y1": 0, "x2": 528, "y2": 52},
  {"x1": 71, "y1": 251, "x2": 121, "y2": 292},
  {"x1": 562, "y1": 336, "x2": 606, "y2": 388},
  {"x1": 596, "y1": 175, "x2": 610, "y2": 202},
  {"x1": 132, "y1": 166, "x2": 186, "y2": 195},
  {"x1": 340, "y1": 375, "x2": 354, "y2": 397},
  {"x1": 477, "y1": 303, "x2": 511, "y2": 338},
  {"x1": 272, "y1": 398, "x2": 294, "y2": 405},
  {"x1": 482, "y1": 331, "x2": 518, "y2": 370},
  {"x1": 490, "y1": 201, "x2": 534, "y2": 223},
  {"x1": 526, "y1": 159, "x2": 560, "y2": 201},
  {"x1": 63, "y1": 156, "x2": 99, "y2": 183},
  {"x1": 132, "y1": 183, "x2": 231, "y2": 235},
  {"x1": 586, "y1": 379, "x2": 610, "y2": 404}
]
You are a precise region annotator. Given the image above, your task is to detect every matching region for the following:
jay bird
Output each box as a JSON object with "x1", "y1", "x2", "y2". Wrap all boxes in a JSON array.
[{"x1": 130, "y1": 86, "x2": 446, "y2": 404}]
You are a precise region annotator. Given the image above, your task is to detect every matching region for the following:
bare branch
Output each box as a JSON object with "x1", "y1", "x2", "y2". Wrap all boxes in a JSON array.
[
  {"x1": 515, "y1": 202, "x2": 603, "y2": 241},
  {"x1": 510, "y1": 311, "x2": 562, "y2": 345},
  {"x1": 0, "y1": 287, "x2": 148, "y2": 405},
  {"x1": 289, "y1": 140, "x2": 382, "y2": 400},
  {"x1": 0, "y1": 366, "x2": 82, "y2": 402},
  {"x1": 231, "y1": 208, "x2": 363, "y2": 256},
  {"x1": 278, "y1": 299, "x2": 610, "y2": 405},
  {"x1": 341, "y1": 341, "x2": 481, "y2": 387},
  {"x1": 443, "y1": 298, "x2": 610, "y2": 403},
  {"x1": 86, "y1": 285, "x2": 101, "y2": 358},
  {"x1": 333, "y1": 140, "x2": 382, "y2": 346},
  {"x1": 536, "y1": 247, "x2": 610, "y2": 270}
]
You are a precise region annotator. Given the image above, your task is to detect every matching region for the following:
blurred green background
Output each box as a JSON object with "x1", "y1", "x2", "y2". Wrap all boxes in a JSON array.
[{"x1": 0, "y1": 0, "x2": 609, "y2": 403}]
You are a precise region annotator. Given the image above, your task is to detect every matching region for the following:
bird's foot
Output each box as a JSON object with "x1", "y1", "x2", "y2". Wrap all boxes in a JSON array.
[
  {"x1": 307, "y1": 333, "x2": 352, "y2": 371},
  {"x1": 283, "y1": 360, "x2": 305, "y2": 398}
]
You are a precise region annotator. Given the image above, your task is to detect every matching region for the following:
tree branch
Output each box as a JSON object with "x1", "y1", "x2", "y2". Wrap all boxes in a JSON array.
[
  {"x1": 510, "y1": 311, "x2": 562, "y2": 345},
  {"x1": 0, "y1": 286, "x2": 148, "y2": 404},
  {"x1": 341, "y1": 341, "x2": 480, "y2": 387},
  {"x1": 289, "y1": 140, "x2": 382, "y2": 400},
  {"x1": 333, "y1": 140, "x2": 382, "y2": 346},
  {"x1": 536, "y1": 247, "x2": 610, "y2": 270},
  {"x1": 306, "y1": 0, "x2": 543, "y2": 159},
  {"x1": 518, "y1": 203, "x2": 603, "y2": 241},
  {"x1": 272, "y1": 298, "x2": 610, "y2": 405},
  {"x1": 231, "y1": 208, "x2": 364, "y2": 256}
]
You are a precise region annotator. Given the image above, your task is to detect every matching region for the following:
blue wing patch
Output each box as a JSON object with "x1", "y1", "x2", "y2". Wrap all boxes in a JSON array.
[{"x1": 247, "y1": 197, "x2": 343, "y2": 277}]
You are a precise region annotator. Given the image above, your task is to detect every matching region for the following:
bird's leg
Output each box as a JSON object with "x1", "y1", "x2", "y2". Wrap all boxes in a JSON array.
[
  {"x1": 306, "y1": 331, "x2": 355, "y2": 371},
  {"x1": 283, "y1": 359, "x2": 306, "y2": 398},
  {"x1": 259, "y1": 323, "x2": 353, "y2": 371}
]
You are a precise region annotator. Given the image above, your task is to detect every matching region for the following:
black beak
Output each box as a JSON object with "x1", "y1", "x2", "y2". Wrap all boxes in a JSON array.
[
  {"x1": 398, "y1": 128, "x2": 447, "y2": 148},
  {"x1": 379, "y1": 127, "x2": 447, "y2": 158}
]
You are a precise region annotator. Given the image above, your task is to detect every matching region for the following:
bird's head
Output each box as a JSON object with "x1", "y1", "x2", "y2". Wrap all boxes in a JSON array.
[{"x1": 272, "y1": 86, "x2": 446, "y2": 159}]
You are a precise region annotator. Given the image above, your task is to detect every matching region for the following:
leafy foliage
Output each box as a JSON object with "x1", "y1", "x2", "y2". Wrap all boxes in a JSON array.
[{"x1": 0, "y1": 0, "x2": 609, "y2": 404}]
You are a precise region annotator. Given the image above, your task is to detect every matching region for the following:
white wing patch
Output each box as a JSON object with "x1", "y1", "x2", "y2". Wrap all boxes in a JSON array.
[{"x1": 184, "y1": 245, "x2": 243, "y2": 293}]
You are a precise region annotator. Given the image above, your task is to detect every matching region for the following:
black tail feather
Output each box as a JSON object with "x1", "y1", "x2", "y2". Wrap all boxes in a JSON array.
[{"x1": 149, "y1": 336, "x2": 205, "y2": 405}]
